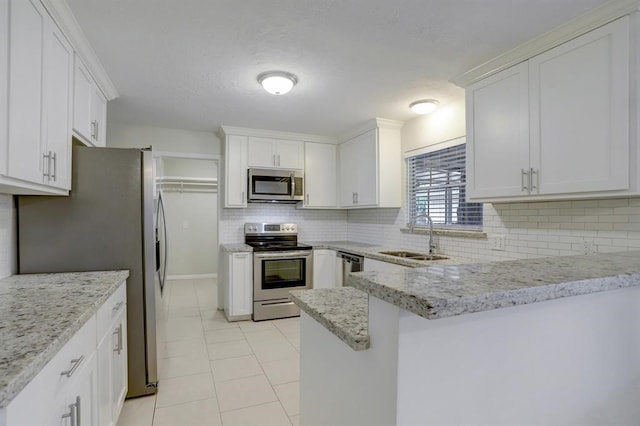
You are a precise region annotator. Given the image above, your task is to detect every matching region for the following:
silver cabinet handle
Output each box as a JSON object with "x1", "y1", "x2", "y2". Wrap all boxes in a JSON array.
[
  {"x1": 61, "y1": 355, "x2": 85, "y2": 377},
  {"x1": 51, "y1": 152, "x2": 57, "y2": 181},
  {"x1": 306, "y1": 194, "x2": 309, "y2": 204},
  {"x1": 272, "y1": 154, "x2": 276, "y2": 166},
  {"x1": 112, "y1": 301, "x2": 124, "y2": 314},
  {"x1": 352, "y1": 192, "x2": 355, "y2": 204},
  {"x1": 43, "y1": 152, "x2": 51, "y2": 179},
  {"x1": 62, "y1": 396, "x2": 80, "y2": 426},
  {"x1": 521, "y1": 168, "x2": 529, "y2": 192},
  {"x1": 113, "y1": 323, "x2": 123, "y2": 355},
  {"x1": 355, "y1": 192, "x2": 358, "y2": 204},
  {"x1": 530, "y1": 168, "x2": 538, "y2": 192},
  {"x1": 241, "y1": 191, "x2": 245, "y2": 203},
  {"x1": 96, "y1": 121, "x2": 99, "y2": 142},
  {"x1": 91, "y1": 120, "x2": 97, "y2": 139},
  {"x1": 277, "y1": 154, "x2": 281, "y2": 167}
]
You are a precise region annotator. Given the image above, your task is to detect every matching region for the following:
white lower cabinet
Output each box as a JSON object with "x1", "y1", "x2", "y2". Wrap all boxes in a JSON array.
[
  {"x1": 223, "y1": 251, "x2": 253, "y2": 321},
  {"x1": 97, "y1": 283, "x2": 128, "y2": 426},
  {"x1": 0, "y1": 280, "x2": 127, "y2": 426},
  {"x1": 313, "y1": 249, "x2": 337, "y2": 289}
]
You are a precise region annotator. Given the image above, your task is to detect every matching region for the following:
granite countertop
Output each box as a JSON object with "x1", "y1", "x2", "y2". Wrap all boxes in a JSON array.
[
  {"x1": 0, "y1": 270, "x2": 130, "y2": 408},
  {"x1": 221, "y1": 243, "x2": 253, "y2": 253},
  {"x1": 305, "y1": 240, "x2": 471, "y2": 268},
  {"x1": 348, "y1": 251, "x2": 640, "y2": 320},
  {"x1": 292, "y1": 251, "x2": 640, "y2": 351},
  {"x1": 290, "y1": 287, "x2": 369, "y2": 351}
]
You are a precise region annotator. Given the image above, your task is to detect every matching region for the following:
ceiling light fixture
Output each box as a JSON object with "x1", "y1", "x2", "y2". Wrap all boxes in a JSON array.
[
  {"x1": 410, "y1": 99, "x2": 439, "y2": 115},
  {"x1": 257, "y1": 71, "x2": 298, "y2": 95}
]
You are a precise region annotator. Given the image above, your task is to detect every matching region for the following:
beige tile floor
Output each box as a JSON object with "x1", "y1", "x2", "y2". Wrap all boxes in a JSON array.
[{"x1": 117, "y1": 278, "x2": 301, "y2": 426}]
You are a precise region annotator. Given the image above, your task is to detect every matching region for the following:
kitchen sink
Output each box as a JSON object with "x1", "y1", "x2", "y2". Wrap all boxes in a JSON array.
[{"x1": 378, "y1": 251, "x2": 449, "y2": 261}]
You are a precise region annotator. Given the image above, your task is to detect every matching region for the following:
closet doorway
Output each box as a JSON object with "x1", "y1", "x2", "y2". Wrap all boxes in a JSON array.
[{"x1": 155, "y1": 153, "x2": 219, "y2": 280}]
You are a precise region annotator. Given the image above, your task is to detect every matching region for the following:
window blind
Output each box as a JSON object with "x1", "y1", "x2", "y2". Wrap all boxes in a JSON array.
[{"x1": 406, "y1": 144, "x2": 482, "y2": 229}]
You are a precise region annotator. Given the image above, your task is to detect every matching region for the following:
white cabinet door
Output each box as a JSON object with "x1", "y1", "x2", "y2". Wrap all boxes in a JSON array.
[
  {"x1": 224, "y1": 135, "x2": 248, "y2": 207},
  {"x1": 248, "y1": 137, "x2": 303, "y2": 169},
  {"x1": 466, "y1": 62, "x2": 530, "y2": 199},
  {"x1": 248, "y1": 137, "x2": 276, "y2": 168},
  {"x1": 73, "y1": 55, "x2": 108, "y2": 147},
  {"x1": 276, "y1": 139, "x2": 303, "y2": 169},
  {"x1": 354, "y1": 130, "x2": 378, "y2": 207},
  {"x1": 6, "y1": 0, "x2": 46, "y2": 185},
  {"x1": 42, "y1": 19, "x2": 73, "y2": 190},
  {"x1": 92, "y1": 86, "x2": 107, "y2": 147},
  {"x1": 111, "y1": 306, "x2": 127, "y2": 423},
  {"x1": 529, "y1": 16, "x2": 629, "y2": 195},
  {"x1": 304, "y1": 142, "x2": 337, "y2": 208},
  {"x1": 313, "y1": 249, "x2": 337, "y2": 289},
  {"x1": 73, "y1": 57, "x2": 93, "y2": 141},
  {"x1": 339, "y1": 137, "x2": 359, "y2": 207},
  {"x1": 226, "y1": 252, "x2": 252, "y2": 319}
]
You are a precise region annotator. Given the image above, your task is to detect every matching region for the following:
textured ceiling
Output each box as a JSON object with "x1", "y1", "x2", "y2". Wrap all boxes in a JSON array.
[{"x1": 66, "y1": 0, "x2": 610, "y2": 137}]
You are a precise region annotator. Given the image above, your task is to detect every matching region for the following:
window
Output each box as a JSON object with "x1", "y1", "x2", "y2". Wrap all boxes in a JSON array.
[{"x1": 406, "y1": 143, "x2": 482, "y2": 230}]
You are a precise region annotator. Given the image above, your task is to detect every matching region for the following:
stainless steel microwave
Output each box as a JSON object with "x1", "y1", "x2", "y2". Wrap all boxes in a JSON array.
[{"x1": 248, "y1": 168, "x2": 304, "y2": 203}]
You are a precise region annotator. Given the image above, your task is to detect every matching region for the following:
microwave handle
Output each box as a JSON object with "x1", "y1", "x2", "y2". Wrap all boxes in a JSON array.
[{"x1": 290, "y1": 173, "x2": 295, "y2": 199}]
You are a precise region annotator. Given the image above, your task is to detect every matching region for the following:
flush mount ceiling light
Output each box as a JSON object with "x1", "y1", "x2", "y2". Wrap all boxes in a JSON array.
[
  {"x1": 257, "y1": 71, "x2": 298, "y2": 95},
  {"x1": 410, "y1": 99, "x2": 439, "y2": 114}
]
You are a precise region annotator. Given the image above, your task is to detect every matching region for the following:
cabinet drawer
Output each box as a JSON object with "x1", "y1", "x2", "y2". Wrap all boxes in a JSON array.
[
  {"x1": 6, "y1": 315, "x2": 97, "y2": 423},
  {"x1": 97, "y1": 281, "x2": 126, "y2": 339}
]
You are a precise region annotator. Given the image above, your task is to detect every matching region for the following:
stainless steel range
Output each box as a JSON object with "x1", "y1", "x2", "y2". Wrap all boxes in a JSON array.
[{"x1": 245, "y1": 223, "x2": 313, "y2": 321}]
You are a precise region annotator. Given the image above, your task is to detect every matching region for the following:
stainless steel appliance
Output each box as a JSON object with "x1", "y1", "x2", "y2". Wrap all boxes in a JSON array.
[
  {"x1": 337, "y1": 251, "x2": 364, "y2": 286},
  {"x1": 248, "y1": 168, "x2": 304, "y2": 203},
  {"x1": 17, "y1": 146, "x2": 165, "y2": 398},
  {"x1": 245, "y1": 223, "x2": 312, "y2": 320}
]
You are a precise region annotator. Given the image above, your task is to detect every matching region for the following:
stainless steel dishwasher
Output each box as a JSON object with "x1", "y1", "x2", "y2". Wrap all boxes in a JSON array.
[{"x1": 337, "y1": 251, "x2": 364, "y2": 286}]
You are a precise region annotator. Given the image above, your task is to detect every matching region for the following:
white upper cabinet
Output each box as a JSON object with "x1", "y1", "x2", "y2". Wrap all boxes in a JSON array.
[
  {"x1": 466, "y1": 15, "x2": 635, "y2": 202},
  {"x1": 73, "y1": 55, "x2": 108, "y2": 147},
  {"x1": 247, "y1": 136, "x2": 304, "y2": 169},
  {"x1": 1, "y1": 0, "x2": 72, "y2": 194},
  {"x1": 223, "y1": 134, "x2": 248, "y2": 208},
  {"x1": 303, "y1": 142, "x2": 337, "y2": 208},
  {"x1": 338, "y1": 119, "x2": 402, "y2": 209},
  {"x1": 0, "y1": 0, "x2": 116, "y2": 195}
]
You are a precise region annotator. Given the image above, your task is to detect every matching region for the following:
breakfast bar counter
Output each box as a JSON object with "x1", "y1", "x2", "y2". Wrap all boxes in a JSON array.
[{"x1": 292, "y1": 251, "x2": 640, "y2": 425}]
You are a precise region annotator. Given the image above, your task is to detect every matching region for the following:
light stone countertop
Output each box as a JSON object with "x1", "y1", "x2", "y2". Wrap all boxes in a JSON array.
[
  {"x1": 305, "y1": 240, "x2": 472, "y2": 268},
  {"x1": 221, "y1": 243, "x2": 253, "y2": 253},
  {"x1": 0, "y1": 270, "x2": 130, "y2": 408},
  {"x1": 291, "y1": 251, "x2": 640, "y2": 351},
  {"x1": 290, "y1": 287, "x2": 369, "y2": 351},
  {"x1": 348, "y1": 251, "x2": 640, "y2": 320}
]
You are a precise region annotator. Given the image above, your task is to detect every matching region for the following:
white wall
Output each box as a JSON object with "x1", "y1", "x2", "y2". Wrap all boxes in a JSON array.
[
  {"x1": 347, "y1": 98, "x2": 640, "y2": 261},
  {"x1": 0, "y1": 195, "x2": 16, "y2": 278},
  {"x1": 107, "y1": 123, "x2": 221, "y2": 154},
  {"x1": 160, "y1": 158, "x2": 218, "y2": 277}
]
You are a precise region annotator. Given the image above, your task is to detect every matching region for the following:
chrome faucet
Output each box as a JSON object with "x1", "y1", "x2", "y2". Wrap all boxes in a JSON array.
[{"x1": 408, "y1": 213, "x2": 436, "y2": 254}]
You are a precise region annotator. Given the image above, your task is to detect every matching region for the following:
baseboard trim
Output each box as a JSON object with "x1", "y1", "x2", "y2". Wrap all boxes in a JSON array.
[{"x1": 167, "y1": 273, "x2": 217, "y2": 280}]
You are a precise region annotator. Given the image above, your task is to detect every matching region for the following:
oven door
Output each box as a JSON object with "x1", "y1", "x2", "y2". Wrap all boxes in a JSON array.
[{"x1": 253, "y1": 250, "x2": 313, "y2": 301}]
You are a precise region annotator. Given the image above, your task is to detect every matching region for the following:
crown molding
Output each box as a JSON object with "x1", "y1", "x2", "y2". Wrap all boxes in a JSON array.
[
  {"x1": 339, "y1": 117, "x2": 404, "y2": 142},
  {"x1": 220, "y1": 126, "x2": 338, "y2": 144},
  {"x1": 451, "y1": 0, "x2": 640, "y2": 87},
  {"x1": 42, "y1": 0, "x2": 119, "y2": 100}
]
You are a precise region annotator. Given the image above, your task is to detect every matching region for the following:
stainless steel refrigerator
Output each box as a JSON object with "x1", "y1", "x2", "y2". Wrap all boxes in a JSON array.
[{"x1": 17, "y1": 145, "x2": 165, "y2": 398}]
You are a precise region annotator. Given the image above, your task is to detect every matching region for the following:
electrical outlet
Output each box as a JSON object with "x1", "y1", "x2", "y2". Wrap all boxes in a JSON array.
[
  {"x1": 582, "y1": 239, "x2": 595, "y2": 254},
  {"x1": 492, "y1": 235, "x2": 506, "y2": 251}
]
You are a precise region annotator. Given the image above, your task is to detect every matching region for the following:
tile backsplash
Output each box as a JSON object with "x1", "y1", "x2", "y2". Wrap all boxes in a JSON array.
[
  {"x1": 0, "y1": 195, "x2": 16, "y2": 278},
  {"x1": 219, "y1": 204, "x2": 348, "y2": 244},
  {"x1": 347, "y1": 197, "x2": 640, "y2": 261}
]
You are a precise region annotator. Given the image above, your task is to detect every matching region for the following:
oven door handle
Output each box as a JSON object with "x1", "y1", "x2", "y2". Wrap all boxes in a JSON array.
[{"x1": 254, "y1": 251, "x2": 312, "y2": 259}]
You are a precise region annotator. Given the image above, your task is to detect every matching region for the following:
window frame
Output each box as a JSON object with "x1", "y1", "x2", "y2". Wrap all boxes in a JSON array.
[{"x1": 405, "y1": 137, "x2": 483, "y2": 231}]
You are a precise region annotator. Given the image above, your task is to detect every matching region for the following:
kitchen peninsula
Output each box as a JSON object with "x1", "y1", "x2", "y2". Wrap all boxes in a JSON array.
[{"x1": 291, "y1": 251, "x2": 640, "y2": 425}]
